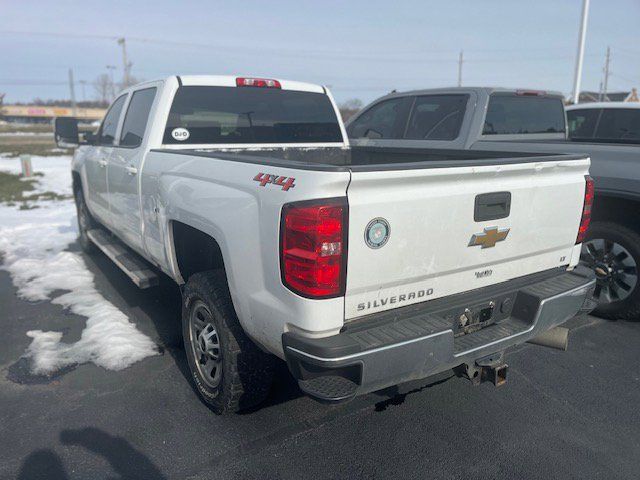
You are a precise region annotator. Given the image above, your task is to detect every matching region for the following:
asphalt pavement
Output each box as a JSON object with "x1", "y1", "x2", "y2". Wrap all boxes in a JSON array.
[{"x1": 1, "y1": 242, "x2": 640, "y2": 480}]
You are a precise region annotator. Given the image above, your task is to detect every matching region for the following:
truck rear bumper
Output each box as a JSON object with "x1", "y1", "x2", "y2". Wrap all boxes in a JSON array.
[{"x1": 283, "y1": 266, "x2": 596, "y2": 403}]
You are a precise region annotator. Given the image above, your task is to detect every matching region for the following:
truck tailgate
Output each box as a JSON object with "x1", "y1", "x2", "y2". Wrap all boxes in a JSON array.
[{"x1": 344, "y1": 157, "x2": 589, "y2": 319}]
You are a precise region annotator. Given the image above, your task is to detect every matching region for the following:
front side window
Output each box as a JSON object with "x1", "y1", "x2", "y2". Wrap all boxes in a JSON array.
[
  {"x1": 348, "y1": 97, "x2": 409, "y2": 139},
  {"x1": 404, "y1": 94, "x2": 467, "y2": 140},
  {"x1": 120, "y1": 87, "x2": 157, "y2": 147},
  {"x1": 567, "y1": 109, "x2": 601, "y2": 140},
  {"x1": 483, "y1": 95, "x2": 565, "y2": 135},
  {"x1": 163, "y1": 86, "x2": 342, "y2": 144},
  {"x1": 98, "y1": 95, "x2": 127, "y2": 146},
  {"x1": 594, "y1": 109, "x2": 640, "y2": 143}
]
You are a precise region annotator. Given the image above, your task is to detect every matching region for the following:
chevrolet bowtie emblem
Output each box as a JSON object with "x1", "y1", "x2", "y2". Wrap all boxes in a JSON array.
[{"x1": 468, "y1": 226, "x2": 510, "y2": 248}]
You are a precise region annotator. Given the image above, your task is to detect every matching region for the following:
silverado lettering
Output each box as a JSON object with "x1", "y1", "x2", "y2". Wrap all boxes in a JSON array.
[{"x1": 357, "y1": 288, "x2": 434, "y2": 311}]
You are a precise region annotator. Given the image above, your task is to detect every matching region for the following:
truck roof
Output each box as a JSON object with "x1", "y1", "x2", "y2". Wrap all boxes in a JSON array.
[
  {"x1": 566, "y1": 102, "x2": 640, "y2": 110},
  {"x1": 134, "y1": 75, "x2": 326, "y2": 94},
  {"x1": 372, "y1": 86, "x2": 564, "y2": 101}
]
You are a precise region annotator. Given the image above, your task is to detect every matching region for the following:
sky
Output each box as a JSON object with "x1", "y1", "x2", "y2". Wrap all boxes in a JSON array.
[{"x1": 1, "y1": 0, "x2": 639, "y2": 105}]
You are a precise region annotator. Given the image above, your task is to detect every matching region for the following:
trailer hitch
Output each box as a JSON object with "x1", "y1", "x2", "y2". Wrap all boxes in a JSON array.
[{"x1": 460, "y1": 352, "x2": 508, "y2": 387}]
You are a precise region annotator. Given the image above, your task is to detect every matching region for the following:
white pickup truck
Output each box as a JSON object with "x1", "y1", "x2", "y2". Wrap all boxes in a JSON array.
[{"x1": 55, "y1": 75, "x2": 596, "y2": 414}]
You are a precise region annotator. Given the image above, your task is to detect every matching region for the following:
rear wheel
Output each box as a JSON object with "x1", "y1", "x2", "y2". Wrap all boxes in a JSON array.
[
  {"x1": 74, "y1": 187, "x2": 97, "y2": 254},
  {"x1": 581, "y1": 221, "x2": 640, "y2": 320},
  {"x1": 182, "y1": 271, "x2": 274, "y2": 413}
]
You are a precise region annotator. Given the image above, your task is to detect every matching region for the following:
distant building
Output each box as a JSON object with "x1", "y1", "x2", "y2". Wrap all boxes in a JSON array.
[
  {"x1": 0, "y1": 105, "x2": 106, "y2": 124},
  {"x1": 578, "y1": 88, "x2": 639, "y2": 103}
]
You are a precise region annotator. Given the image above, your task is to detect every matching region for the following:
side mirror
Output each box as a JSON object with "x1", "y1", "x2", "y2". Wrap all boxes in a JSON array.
[{"x1": 54, "y1": 117, "x2": 79, "y2": 148}]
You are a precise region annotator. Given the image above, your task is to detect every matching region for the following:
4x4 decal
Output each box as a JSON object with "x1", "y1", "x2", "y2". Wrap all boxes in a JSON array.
[{"x1": 253, "y1": 173, "x2": 296, "y2": 191}]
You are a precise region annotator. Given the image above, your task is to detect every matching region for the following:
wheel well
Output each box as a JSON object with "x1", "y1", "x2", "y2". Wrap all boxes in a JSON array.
[
  {"x1": 172, "y1": 221, "x2": 226, "y2": 282},
  {"x1": 592, "y1": 194, "x2": 640, "y2": 233}
]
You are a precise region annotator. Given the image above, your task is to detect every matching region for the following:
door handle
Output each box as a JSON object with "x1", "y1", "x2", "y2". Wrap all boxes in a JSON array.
[
  {"x1": 98, "y1": 159, "x2": 107, "y2": 168},
  {"x1": 125, "y1": 165, "x2": 138, "y2": 176}
]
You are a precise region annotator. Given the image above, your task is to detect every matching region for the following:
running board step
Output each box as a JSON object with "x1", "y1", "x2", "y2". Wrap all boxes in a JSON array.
[{"x1": 86, "y1": 229, "x2": 159, "y2": 289}]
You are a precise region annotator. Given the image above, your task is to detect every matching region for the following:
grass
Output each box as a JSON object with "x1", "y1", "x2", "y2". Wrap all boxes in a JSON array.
[
  {"x1": 0, "y1": 122, "x2": 92, "y2": 157},
  {"x1": 0, "y1": 132, "x2": 70, "y2": 157},
  {"x1": 0, "y1": 123, "x2": 52, "y2": 134},
  {"x1": 0, "y1": 171, "x2": 70, "y2": 208}
]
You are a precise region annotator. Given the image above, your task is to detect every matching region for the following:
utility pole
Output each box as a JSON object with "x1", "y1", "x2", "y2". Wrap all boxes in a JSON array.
[
  {"x1": 598, "y1": 81, "x2": 603, "y2": 101},
  {"x1": 79, "y1": 80, "x2": 87, "y2": 102},
  {"x1": 68, "y1": 68, "x2": 78, "y2": 116},
  {"x1": 571, "y1": 0, "x2": 590, "y2": 104},
  {"x1": 457, "y1": 50, "x2": 464, "y2": 87},
  {"x1": 118, "y1": 37, "x2": 132, "y2": 88},
  {"x1": 602, "y1": 46, "x2": 611, "y2": 101},
  {"x1": 106, "y1": 65, "x2": 117, "y2": 100}
]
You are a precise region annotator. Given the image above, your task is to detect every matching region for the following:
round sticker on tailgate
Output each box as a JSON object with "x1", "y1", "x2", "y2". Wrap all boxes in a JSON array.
[{"x1": 171, "y1": 128, "x2": 190, "y2": 141}]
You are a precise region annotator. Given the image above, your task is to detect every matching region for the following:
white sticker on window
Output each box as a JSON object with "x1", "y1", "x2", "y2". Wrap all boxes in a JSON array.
[{"x1": 171, "y1": 128, "x2": 190, "y2": 141}]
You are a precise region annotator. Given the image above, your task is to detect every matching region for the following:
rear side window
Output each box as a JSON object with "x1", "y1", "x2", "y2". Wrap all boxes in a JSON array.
[
  {"x1": 567, "y1": 109, "x2": 601, "y2": 139},
  {"x1": 404, "y1": 94, "x2": 467, "y2": 140},
  {"x1": 483, "y1": 95, "x2": 565, "y2": 135},
  {"x1": 348, "y1": 97, "x2": 410, "y2": 139},
  {"x1": 98, "y1": 95, "x2": 127, "y2": 146},
  {"x1": 594, "y1": 109, "x2": 640, "y2": 143},
  {"x1": 163, "y1": 86, "x2": 342, "y2": 144},
  {"x1": 120, "y1": 87, "x2": 157, "y2": 147}
]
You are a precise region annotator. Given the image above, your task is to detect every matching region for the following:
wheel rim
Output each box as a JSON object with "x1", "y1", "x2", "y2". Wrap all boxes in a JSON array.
[
  {"x1": 581, "y1": 238, "x2": 638, "y2": 305},
  {"x1": 188, "y1": 300, "x2": 222, "y2": 388}
]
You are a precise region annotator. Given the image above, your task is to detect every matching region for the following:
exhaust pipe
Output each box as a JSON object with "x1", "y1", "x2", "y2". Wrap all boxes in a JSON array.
[{"x1": 527, "y1": 326, "x2": 569, "y2": 351}]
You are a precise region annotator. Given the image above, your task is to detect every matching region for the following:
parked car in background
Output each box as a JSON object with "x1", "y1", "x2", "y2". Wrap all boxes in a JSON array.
[
  {"x1": 347, "y1": 88, "x2": 640, "y2": 319},
  {"x1": 55, "y1": 76, "x2": 596, "y2": 413},
  {"x1": 566, "y1": 102, "x2": 640, "y2": 144}
]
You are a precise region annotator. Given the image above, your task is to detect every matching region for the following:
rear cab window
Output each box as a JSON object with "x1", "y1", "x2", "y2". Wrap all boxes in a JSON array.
[
  {"x1": 98, "y1": 95, "x2": 127, "y2": 146},
  {"x1": 120, "y1": 87, "x2": 157, "y2": 147},
  {"x1": 163, "y1": 86, "x2": 343, "y2": 145},
  {"x1": 483, "y1": 93, "x2": 566, "y2": 136}
]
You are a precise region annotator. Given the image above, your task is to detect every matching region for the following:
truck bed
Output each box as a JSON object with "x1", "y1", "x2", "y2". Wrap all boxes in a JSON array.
[{"x1": 152, "y1": 146, "x2": 585, "y2": 171}]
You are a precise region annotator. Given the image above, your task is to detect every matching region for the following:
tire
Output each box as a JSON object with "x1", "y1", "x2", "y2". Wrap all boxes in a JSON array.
[
  {"x1": 581, "y1": 221, "x2": 640, "y2": 320},
  {"x1": 74, "y1": 187, "x2": 97, "y2": 254},
  {"x1": 182, "y1": 271, "x2": 274, "y2": 414}
]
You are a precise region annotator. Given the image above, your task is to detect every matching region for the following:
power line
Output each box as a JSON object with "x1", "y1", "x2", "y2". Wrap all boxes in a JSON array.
[
  {"x1": 0, "y1": 29, "x2": 600, "y2": 64},
  {"x1": 610, "y1": 73, "x2": 640, "y2": 84}
]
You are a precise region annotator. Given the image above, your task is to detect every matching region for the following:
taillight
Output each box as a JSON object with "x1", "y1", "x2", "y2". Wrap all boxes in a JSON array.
[
  {"x1": 236, "y1": 77, "x2": 281, "y2": 88},
  {"x1": 576, "y1": 175, "x2": 594, "y2": 244},
  {"x1": 281, "y1": 198, "x2": 348, "y2": 298},
  {"x1": 516, "y1": 90, "x2": 547, "y2": 96}
]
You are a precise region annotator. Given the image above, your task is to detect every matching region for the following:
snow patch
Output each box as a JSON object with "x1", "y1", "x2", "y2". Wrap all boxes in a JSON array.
[{"x1": 0, "y1": 156, "x2": 158, "y2": 375}]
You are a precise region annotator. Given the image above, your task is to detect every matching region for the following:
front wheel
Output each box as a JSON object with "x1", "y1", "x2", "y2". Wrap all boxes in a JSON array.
[
  {"x1": 74, "y1": 187, "x2": 97, "y2": 254},
  {"x1": 581, "y1": 221, "x2": 640, "y2": 320},
  {"x1": 182, "y1": 271, "x2": 274, "y2": 414}
]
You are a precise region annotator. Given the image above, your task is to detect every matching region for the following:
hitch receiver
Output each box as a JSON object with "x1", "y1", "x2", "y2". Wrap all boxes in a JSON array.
[
  {"x1": 462, "y1": 352, "x2": 508, "y2": 387},
  {"x1": 485, "y1": 364, "x2": 508, "y2": 387}
]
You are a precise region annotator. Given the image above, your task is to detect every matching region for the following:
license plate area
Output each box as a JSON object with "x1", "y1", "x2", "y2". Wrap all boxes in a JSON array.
[{"x1": 448, "y1": 293, "x2": 516, "y2": 337}]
